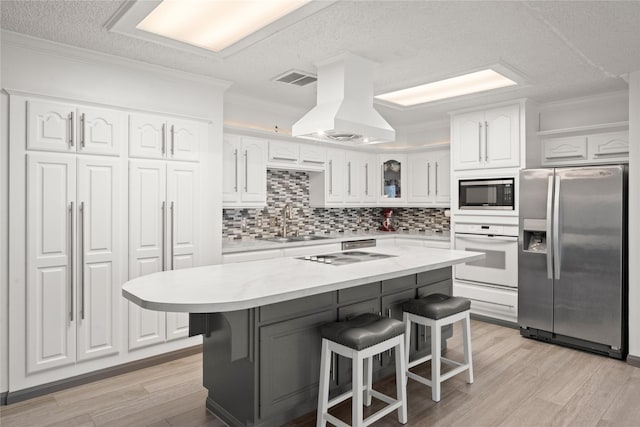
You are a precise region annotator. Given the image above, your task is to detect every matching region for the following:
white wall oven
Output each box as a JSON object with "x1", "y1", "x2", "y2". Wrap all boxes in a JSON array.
[{"x1": 454, "y1": 223, "x2": 518, "y2": 288}]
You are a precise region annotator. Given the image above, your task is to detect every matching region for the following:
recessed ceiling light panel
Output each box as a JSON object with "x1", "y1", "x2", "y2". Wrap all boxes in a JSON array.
[
  {"x1": 136, "y1": 0, "x2": 312, "y2": 52},
  {"x1": 375, "y1": 69, "x2": 518, "y2": 107}
]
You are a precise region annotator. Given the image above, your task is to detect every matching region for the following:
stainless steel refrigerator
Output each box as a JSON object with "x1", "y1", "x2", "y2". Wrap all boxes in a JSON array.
[{"x1": 518, "y1": 165, "x2": 627, "y2": 359}]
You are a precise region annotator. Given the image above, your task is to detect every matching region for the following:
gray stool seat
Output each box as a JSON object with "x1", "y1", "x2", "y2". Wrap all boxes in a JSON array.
[
  {"x1": 320, "y1": 313, "x2": 405, "y2": 351},
  {"x1": 403, "y1": 293, "x2": 471, "y2": 320}
]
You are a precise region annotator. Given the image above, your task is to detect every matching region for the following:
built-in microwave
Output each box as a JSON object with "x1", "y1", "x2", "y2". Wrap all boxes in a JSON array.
[{"x1": 458, "y1": 178, "x2": 515, "y2": 210}]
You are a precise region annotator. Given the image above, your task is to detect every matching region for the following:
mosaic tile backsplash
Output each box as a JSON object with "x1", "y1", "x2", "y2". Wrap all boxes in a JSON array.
[{"x1": 223, "y1": 170, "x2": 450, "y2": 240}]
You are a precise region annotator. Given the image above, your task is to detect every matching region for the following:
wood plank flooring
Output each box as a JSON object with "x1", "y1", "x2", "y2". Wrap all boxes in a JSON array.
[{"x1": 2, "y1": 320, "x2": 639, "y2": 427}]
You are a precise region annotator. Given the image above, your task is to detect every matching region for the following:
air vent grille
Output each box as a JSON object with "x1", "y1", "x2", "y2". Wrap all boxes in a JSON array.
[{"x1": 273, "y1": 70, "x2": 317, "y2": 87}]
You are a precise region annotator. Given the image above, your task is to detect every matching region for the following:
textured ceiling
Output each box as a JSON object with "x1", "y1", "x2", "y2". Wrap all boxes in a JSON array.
[{"x1": 2, "y1": 0, "x2": 638, "y2": 142}]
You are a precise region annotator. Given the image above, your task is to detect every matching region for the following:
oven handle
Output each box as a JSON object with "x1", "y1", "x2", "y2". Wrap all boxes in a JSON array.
[{"x1": 455, "y1": 233, "x2": 518, "y2": 242}]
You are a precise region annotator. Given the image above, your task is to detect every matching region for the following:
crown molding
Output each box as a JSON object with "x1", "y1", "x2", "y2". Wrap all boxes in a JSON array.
[{"x1": 0, "y1": 30, "x2": 233, "y2": 90}]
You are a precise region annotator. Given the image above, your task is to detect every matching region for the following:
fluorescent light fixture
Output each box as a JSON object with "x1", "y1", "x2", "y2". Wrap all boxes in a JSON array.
[
  {"x1": 136, "y1": 0, "x2": 311, "y2": 52},
  {"x1": 375, "y1": 69, "x2": 518, "y2": 106}
]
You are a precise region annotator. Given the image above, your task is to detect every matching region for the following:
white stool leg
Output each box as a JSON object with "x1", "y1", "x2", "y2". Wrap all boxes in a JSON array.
[
  {"x1": 403, "y1": 312, "x2": 411, "y2": 388},
  {"x1": 431, "y1": 321, "x2": 441, "y2": 402},
  {"x1": 364, "y1": 356, "x2": 373, "y2": 406},
  {"x1": 394, "y1": 340, "x2": 408, "y2": 424},
  {"x1": 317, "y1": 339, "x2": 331, "y2": 427},
  {"x1": 352, "y1": 352, "x2": 364, "y2": 427},
  {"x1": 463, "y1": 312, "x2": 474, "y2": 384}
]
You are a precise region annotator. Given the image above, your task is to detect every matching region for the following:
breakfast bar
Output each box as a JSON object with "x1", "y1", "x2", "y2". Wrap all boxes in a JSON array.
[{"x1": 123, "y1": 246, "x2": 483, "y2": 427}]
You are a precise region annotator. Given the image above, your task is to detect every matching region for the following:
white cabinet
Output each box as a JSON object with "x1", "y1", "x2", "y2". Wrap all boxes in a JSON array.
[
  {"x1": 267, "y1": 140, "x2": 326, "y2": 170},
  {"x1": 299, "y1": 144, "x2": 327, "y2": 168},
  {"x1": 541, "y1": 131, "x2": 629, "y2": 166},
  {"x1": 129, "y1": 114, "x2": 200, "y2": 161},
  {"x1": 452, "y1": 104, "x2": 520, "y2": 171},
  {"x1": 128, "y1": 160, "x2": 199, "y2": 349},
  {"x1": 223, "y1": 135, "x2": 267, "y2": 207},
  {"x1": 407, "y1": 149, "x2": 450, "y2": 205},
  {"x1": 27, "y1": 100, "x2": 123, "y2": 156},
  {"x1": 26, "y1": 153, "x2": 121, "y2": 373},
  {"x1": 379, "y1": 154, "x2": 407, "y2": 204},
  {"x1": 268, "y1": 140, "x2": 299, "y2": 165},
  {"x1": 310, "y1": 148, "x2": 346, "y2": 206}
]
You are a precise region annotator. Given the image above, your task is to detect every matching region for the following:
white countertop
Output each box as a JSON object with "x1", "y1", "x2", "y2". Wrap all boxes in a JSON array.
[
  {"x1": 122, "y1": 246, "x2": 481, "y2": 313},
  {"x1": 222, "y1": 230, "x2": 451, "y2": 254}
]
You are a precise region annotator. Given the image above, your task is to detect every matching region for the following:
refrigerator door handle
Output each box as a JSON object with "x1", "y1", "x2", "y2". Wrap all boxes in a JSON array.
[
  {"x1": 553, "y1": 176, "x2": 562, "y2": 280},
  {"x1": 546, "y1": 176, "x2": 554, "y2": 280}
]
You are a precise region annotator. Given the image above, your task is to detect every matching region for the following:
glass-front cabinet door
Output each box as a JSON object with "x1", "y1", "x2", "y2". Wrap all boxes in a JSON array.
[{"x1": 378, "y1": 154, "x2": 407, "y2": 203}]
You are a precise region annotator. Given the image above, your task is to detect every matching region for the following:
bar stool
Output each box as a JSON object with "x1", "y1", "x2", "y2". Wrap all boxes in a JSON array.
[
  {"x1": 402, "y1": 294, "x2": 473, "y2": 402},
  {"x1": 317, "y1": 313, "x2": 408, "y2": 427}
]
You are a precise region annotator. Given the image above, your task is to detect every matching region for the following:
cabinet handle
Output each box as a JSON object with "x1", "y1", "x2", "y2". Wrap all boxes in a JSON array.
[
  {"x1": 69, "y1": 202, "x2": 74, "y2": 322},
  {"x1": 381, "y1": 164, "x2": 384, "y2": 195},
  {"x1": 485, "y1": 121, "x2": 489, "y2": 162},
  {"x1": 331, "y1": 353, "x2": 337, "y2": 382},
  {"x1": 364, "y1": 163, "x2": 369, "y2": 195},
  {"x1": 387, "y1": 308, "x2": 392, "y2": 318},
  {"x1": 233, "y1": 149, "x2": 238, "y2": 192},
  {"x1": 170, "y1": 201, "x2": 175, "y2": 271},
  {"x1": 170, "y1": 125, "x2": 175, "y2": 156},
  {"x1": 301, "y1": 159, "x2": 324, "y2": 164},
  {"x1": 161, "y1": 124, "x2": 166, "y2": 155},
  {"x1": 244, "y1": 150, "x2": 248, "y2": 192},
  {"x1": 435, "y1": 162, "x2": 439, "y2": 196},
  {"x1": 347, "y1": 161, "x2": 351, "y2": 195},
  {"x1": 79, "y1": 202, "x2": 85, "y2": 320},
  {"x1": 477, "y1": 122, "x2": 482, "y2": 162},
  {"x1": 427, "y1": 162, "x2": 431, "y2": 196},
  {"x1": 328, "y1": 160, "x2": 333, "y2": 195},
  {"x1": 80, "y1": 113, "x2": 86, "y2": 148},
  {"x1": 272, "y1": 156, "x2": 297, "y2": 162},
  {"x1": 69, "y1": 112, "x2": 75, "y2": 148},
  {"x1": 161, "y1": 201, "x2": 166, "y2": 271}
]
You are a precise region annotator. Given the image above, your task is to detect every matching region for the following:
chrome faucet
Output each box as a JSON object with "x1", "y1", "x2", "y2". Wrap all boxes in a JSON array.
[{"x1": 281, "y1": 203, "x2": 293, "y2": 237}]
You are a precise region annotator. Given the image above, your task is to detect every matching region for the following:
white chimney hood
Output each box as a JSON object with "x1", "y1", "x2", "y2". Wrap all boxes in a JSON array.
[{"x1": 292, "y1": 52, "x2": 395, "y2": 144}]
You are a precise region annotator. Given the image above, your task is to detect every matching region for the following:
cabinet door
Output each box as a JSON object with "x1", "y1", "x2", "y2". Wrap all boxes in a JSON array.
[
  {"x1": 381, "y1": 289, "x2": 416, "y2": 364},
  {"x1": 484, "y1": 104, "x2": 520, "y2": 168},
  {"x1": 27, "y1": 100, "x2": 75, "y2": 152},
  {"x1": 345, "y1": 151, "x2": 361, "y2": 203},
  {"x1": 259, "y1": 310, "x2": 335, "y2": 419},
  {"x1": 168, "y1": 119, "x2": 199, "y2": 162},
  {"x1": 128, "y1": 160, "x2": 167, "y2": 349},
  {"x1": 129, "y1": 114, "x2": 166, "y2": 160},
  {"x1": 241, "y1": 137, "x2": 267, "y2": 204},
  {"x1": 542, "y1": 136, "x2": 587, "y2": 164},
  {"x1": 222, "y1": 136, "x2": 240, "y2": 204},
  {"x1": 268, "y1": 140, "x2": 299, "y2": 164},
  {"x1": 299, "y1": 144, "x2": 326, "y2": 168},
  {"x1": 361, "y1": 153, "x2": 378, "y2": 204},
  {"x1": 166, "y1": 163, "x2": 199, "y2": 341},
  {"x1": 379, "y1": 154, "x2": 407, "y2": 203},
  {"x1": 77, "y1": 107, "x2": 122, "y2": 156},
  {"x1": 325, "y1": 149, "x2": 345, "y2": 203},
  {"x1": 451, "y1": 111, "x2": 483, "y2": 170},
  {"x1": 433, "y1": 150, "x2": 451, "y2": 203},
  {"x1": 26, "y1": 154, "x2": 77, "y2": 373},
  {"x1": 588, "y1": 131, "x2": 629, "y2": 162},
  {"x1": 407, "y1": 152, "x2": 432, "y2": 203},
  {"x1": 76, "y1": 157, "x2": 120, "y2": 361}
]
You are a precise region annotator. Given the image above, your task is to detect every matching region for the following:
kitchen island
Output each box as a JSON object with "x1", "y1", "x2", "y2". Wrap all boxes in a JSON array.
[{"x1": 123, "y1": 246, "x2": 483, "y2": 427}]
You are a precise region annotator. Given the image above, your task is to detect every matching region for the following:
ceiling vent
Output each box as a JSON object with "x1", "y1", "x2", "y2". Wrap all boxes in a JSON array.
[{"x1": 273, "y1": 70, "x2": 317, "y2": 87}]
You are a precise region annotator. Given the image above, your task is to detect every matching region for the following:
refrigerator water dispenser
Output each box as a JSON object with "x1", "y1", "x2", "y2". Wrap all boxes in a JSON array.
[{"x1": 522, "y1": 219, "x2": 547, "y2": 253}]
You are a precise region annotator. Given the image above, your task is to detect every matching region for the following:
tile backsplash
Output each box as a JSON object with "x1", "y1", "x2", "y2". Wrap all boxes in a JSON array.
[{"x1": 223, "y1": 169, "x2": 450, "y2": 240}]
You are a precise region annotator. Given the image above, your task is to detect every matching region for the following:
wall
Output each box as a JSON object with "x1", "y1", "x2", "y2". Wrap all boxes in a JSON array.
[
  {"x1": 223, "y1": 169, "x2": 450, "y2": 239},
  {"x1": 538, "y1": 90, "x2": 629, "y2": 131},
  {"x1": 628, "y1": 72, "x2": 639, "y2": 360},
  {"x1": 0, "y1": 31, "x2": 229, "y2": 394}
]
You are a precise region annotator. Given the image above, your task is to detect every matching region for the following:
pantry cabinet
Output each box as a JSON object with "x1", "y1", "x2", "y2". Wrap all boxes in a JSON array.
[
  {"x1": 223, "y1": 135, "x2": 267, "y2": 207},
  {"x1": 26, "y1": 153, "x2": 121, "y2": 373},
  {"x1": 451, "y1": 104, "x2": 520, "y2": 170},
  {"x1": 27, "y1": 99, "x2": 123, "y2": 156},
  {"x1": 407, "y1": 149, "x2": 450, "y2": 205},
  {"x1": 128, "y1": 160, "x2": 199, "y2": 349}
]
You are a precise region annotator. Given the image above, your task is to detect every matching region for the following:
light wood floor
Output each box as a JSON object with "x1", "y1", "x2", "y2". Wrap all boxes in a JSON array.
[{"x1": 2, "y1": 320, "x2": 639, "y2": 427}]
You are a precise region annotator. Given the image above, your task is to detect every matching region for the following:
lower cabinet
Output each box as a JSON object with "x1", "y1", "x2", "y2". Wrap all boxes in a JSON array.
[{"x1": 200, "y1": 268, "x2": 453, "y2": 426}]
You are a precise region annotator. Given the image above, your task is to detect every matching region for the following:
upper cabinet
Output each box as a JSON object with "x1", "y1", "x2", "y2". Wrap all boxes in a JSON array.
[
  {"x1": 27, "y1": 100, "x2": 124, "y2": 156},
  {"x1": 379, "y1": 154, "x2": 407, "y2": 204},
  {"x1": 541, "y1": 130, "x2": 629, "y2": 166},
  {"x1": 223, "y1": 135, "x2": 267, "y2": 207},
  {"x1": 407, "y1": 149, "x2": 450, "y2": 205},
  {"x1": 452, "y1": 104, "x2": 520, "y2": 171},
  {"x1": 267, "y1": 139, "x2": 326, "y2": 170},
  {"x1": 129, "y1": 113, "x2": 201, "y2": 162}
]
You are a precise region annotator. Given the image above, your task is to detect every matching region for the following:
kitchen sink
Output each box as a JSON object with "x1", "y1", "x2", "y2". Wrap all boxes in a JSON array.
[{"x1": 265, "y1": 235, "x2": 332, "y2": 243}]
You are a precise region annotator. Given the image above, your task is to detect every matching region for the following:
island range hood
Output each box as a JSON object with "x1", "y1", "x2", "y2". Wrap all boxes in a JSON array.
[{"x1": 292, "y1": 52, "x2": 395, "y2": 144}]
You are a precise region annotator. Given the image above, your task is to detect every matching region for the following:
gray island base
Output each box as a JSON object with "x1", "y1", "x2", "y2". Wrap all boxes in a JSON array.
[{"x1": 122, "y1": 246, "x2": 484, "y2": 427}]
